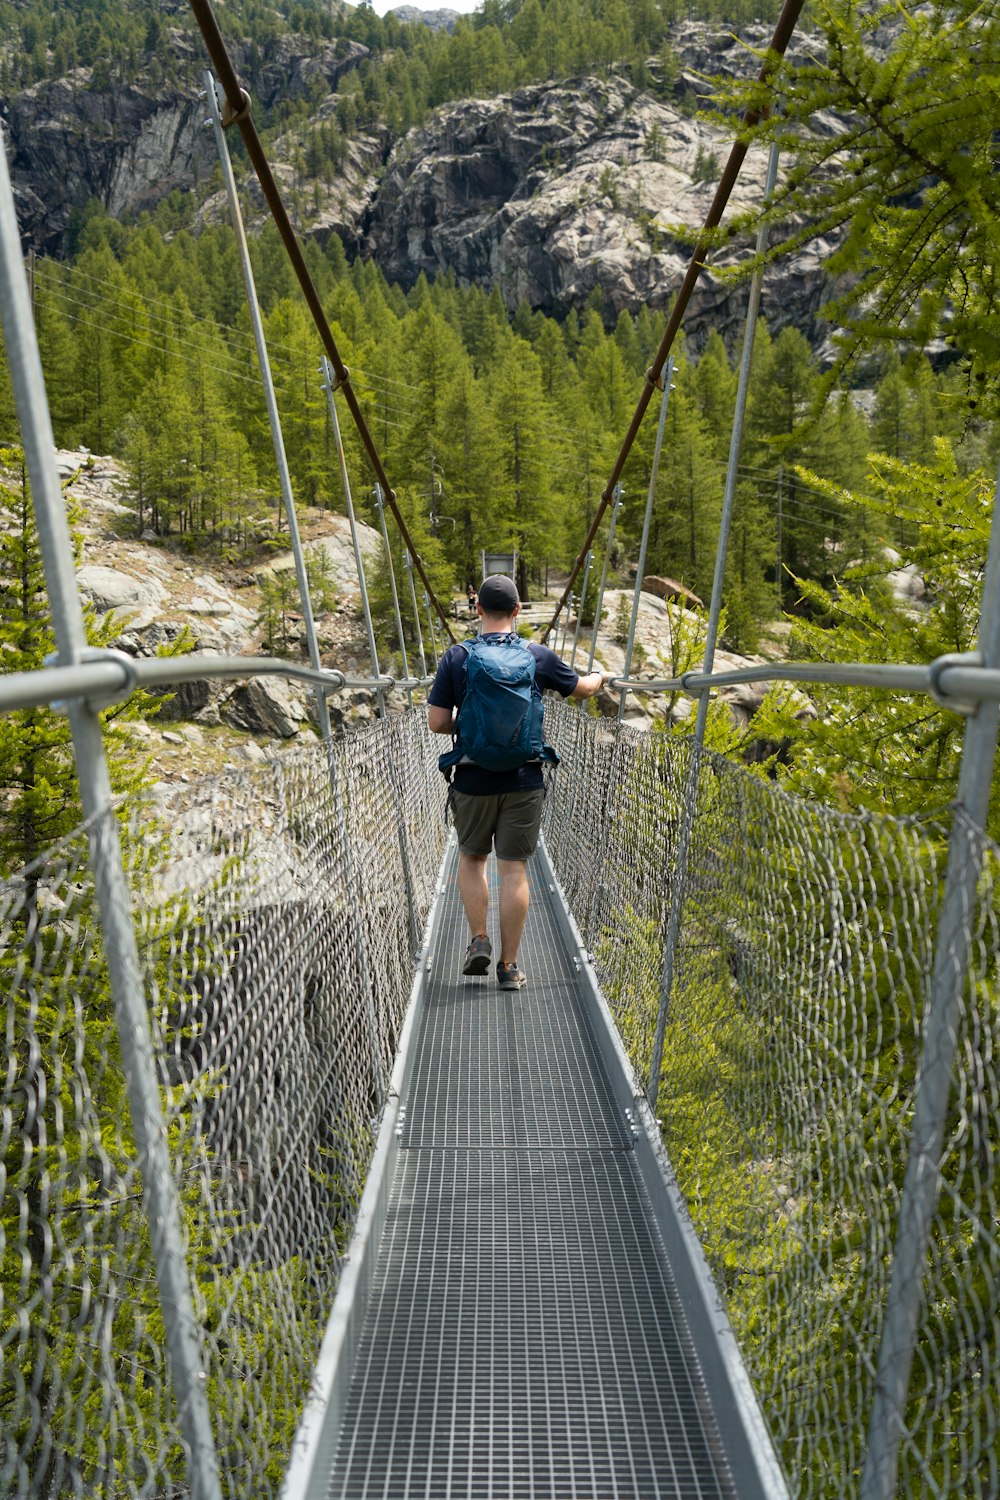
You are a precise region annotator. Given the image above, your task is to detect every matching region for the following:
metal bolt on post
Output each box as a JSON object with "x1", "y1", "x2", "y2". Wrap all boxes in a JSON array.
[
  {"x1": 588, "y1": 482, "x2": 623, "y2": 672},
  {"x1": 648, "y1": 144, "x2": 779, "y2": 1109},
  {"x1": 619, "y1": 360, "x2": 674, "y2": 726},
  {"x1": 0, "y1": 129, "x2": 224, "y2": 1500},
  {"x1": 371, "y1": 481, "x2": 413, "y2": 709}
]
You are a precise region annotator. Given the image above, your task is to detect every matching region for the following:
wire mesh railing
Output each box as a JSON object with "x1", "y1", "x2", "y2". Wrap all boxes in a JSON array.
[
  {"x1": 542, "y1": 697, "x2": 1000, "y2": 1500},
  {"x1": 0, "y1": 710, "x2": 445, "y2": 1499}
]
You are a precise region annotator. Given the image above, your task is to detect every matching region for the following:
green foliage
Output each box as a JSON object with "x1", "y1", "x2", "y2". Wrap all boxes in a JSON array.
[
  {"x1": 0, "y1": 446, "x2": 199, "y2": 1491},
  {"x1": 753, "y1": 443, "x2": 1000, "y2": 837},
  {"x1": 0, "y1": 450, "x2": 188, "y2": 874},
  {"x1": 716, "y1": 1, "x2": 1000, "y2": 423}
]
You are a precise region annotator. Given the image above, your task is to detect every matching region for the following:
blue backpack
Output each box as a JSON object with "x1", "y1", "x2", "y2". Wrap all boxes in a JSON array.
[{"x1": 438, "y1": 635, "x2": 559, "y2": 775}]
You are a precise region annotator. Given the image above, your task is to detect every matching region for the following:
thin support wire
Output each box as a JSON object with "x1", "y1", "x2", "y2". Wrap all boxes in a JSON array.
[
  {"x1": 404, "y1": 552, "x2": 429, "y2": 682},
  {"x1": 587, "y1": 482, "x2": 623, "y2": 672},
  {"x1": 618, "y1": 359, "x2": 675, "y2": 725},
  {"x1": 207, "y1": 78, "x2": 390, "y2": 1091},
  {"x1": 371, "y1": 483, "x2": 413, "y2": 710},
  {"x1": 189, "y1": 0, "x2": 456, "y2": 640},
  {"x1": 648, "y1": 141, "x2": 779, "y2": 1109},
  {"x1": 204, "y1": 72, "x2": 331, "y2": 743},
  {"x1": 320, "y1": 356, "x2": 385, "y2": 719},
  {"x1": 859, "y1": 446, "x2": 1000, "y2": 1500},
  {"x1": 424, "y1": 593, "x2": 440, "y2": 669},
  {"x1": 540, "y1": 0, "x2": 806, "y2": 640},
  {"x1": 316, "y1": 371, "x2": 418, "y2": 949},
  {"x1": 570, "y1": 550, "x2": 593, "y2": 668},
  {"x1": 558, "y1": 593, "x2": 574, "y2": 656},
  {"x1": 0, "y1": 125, "x2": 224, "y2": 1500}
]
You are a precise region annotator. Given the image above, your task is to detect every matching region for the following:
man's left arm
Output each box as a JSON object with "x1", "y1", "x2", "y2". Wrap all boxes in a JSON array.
[
  {"x1": 534, "y1": 644, "x2": 605, "y2": 700},
  {"x1": 428, "y1": 704, "x2": 455, "y2": 734}
]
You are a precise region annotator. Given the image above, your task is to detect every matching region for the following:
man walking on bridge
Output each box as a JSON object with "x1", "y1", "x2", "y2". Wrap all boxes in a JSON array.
[{"x1": 428, "y1": 574, "x2": 605, "y2": 991}]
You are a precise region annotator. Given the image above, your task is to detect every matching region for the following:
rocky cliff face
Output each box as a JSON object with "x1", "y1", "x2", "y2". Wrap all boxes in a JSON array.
[
  {"x1": 3, "y1": 18, "x2": 842, "y2": 345},
  {"x1": 3, "y1": 28, "x2": 369, "y2": 256},
  {"x1": 387, "y1": 7, "x2": 462, "y2": 31},
  {"x1": 361, "y1": 72, "x2": 839, "y2": 347}
]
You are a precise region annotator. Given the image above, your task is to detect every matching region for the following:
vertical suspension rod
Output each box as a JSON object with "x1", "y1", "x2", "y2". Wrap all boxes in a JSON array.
[
  {"x1": 647, "y1": 140, "x2": 780, "y2": 1109},
  {"x1": 371, "y1": 482, "x2": 414, "y2": 709},
  {"x1": 0, "y1": 126, "x2": 224, "y2": 1500},
  {"x1": 587, "y1": 483, "x2": 623, "y2": 673},
  {"x1": 859, "y1": 451, "x2": 1000, "y2": 1500},
  {"x1": 617, "y1": 358, "x2": 674, "y2": 725},
  {"x1": 541, "y1": 0, "x2": 805, "y2": 643},
  {"x1": 206, "y1": 72, "x2": 329, "y2": 734},
  {"x1": 187, "y1": 0, "x2": 454, "y2": 641},
  {"x1": 321, "y1": 357, "x2": 386, "y2": 719},
  {"x1": 570, "y1": 550, "x2": 593, "y2": 668},
  {"x1": 404, "y1": 552, "x2": 429, "y2": 682}
]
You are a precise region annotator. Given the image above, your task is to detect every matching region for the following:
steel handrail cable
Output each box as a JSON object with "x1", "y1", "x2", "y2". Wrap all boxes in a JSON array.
[
  {"x1": 187, "y1": 0, "x2": 456, "y2": 641},
  {"x1": 541, "y1": 0, "x2": 807, "y2": 644}
]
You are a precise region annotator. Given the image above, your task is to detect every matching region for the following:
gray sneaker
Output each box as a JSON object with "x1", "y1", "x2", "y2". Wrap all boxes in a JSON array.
[
  {"x1": 462, "y1": 933, "x2": 492, "y2": 976},
  {"x1": 496, "y1": 961, "x2": 526, "y2": 992}
]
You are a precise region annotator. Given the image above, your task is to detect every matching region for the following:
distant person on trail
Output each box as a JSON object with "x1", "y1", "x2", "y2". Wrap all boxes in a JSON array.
[{"x1": 427, "y1": 574, "x2": 606, "y2": 991}]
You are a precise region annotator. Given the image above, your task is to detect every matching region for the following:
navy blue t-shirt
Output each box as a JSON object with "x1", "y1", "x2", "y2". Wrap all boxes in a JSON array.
[{"x1": 429, "y1": 633, "x2": 579, "y2": 794}]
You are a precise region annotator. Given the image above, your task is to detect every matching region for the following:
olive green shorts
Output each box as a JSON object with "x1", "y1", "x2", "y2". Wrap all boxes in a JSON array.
[{"x1": 450, "y1": 788, "x2": 546, "y2": 861}]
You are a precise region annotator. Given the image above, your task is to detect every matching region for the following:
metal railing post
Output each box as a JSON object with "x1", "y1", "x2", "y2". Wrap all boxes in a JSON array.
[
  {"x1": 618, "y1": 360, "x2": 675, "y2": 725},
  {"x1": 0, "y1": 129, "x2": 224, "y2": 1500},
  {"x1": 370, "y1": 481, "x2": 413, "y2": 709},
  {"x1": 204, "y1": 72, "x2": 331, "y2": 741},
  {"x1": 587, "y1": 482, "x2": 623, "y2": 672},
  {"x1": 647, "y1": 143, "x2": 779, "y2": 1108},
  {"x1": 859, "y1": 449, "x2": 1000, "y2": 1500},
  {"x1": 319, "y1": 357, "x2": 385, "y2": 718}
]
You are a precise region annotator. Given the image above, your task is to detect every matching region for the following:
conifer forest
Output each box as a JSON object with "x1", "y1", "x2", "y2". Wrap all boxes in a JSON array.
[{"x1": 2, "y1": 5, "x2": 1000, "y2": 1499}]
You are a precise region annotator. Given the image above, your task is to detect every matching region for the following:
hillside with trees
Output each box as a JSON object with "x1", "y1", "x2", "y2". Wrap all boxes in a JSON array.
[{"x1": 0, "y1": 0, "x2": 996, "y2": 829}]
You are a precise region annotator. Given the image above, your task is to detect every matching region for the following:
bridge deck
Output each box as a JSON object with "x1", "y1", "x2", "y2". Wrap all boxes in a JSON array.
[{"x1": 325, "y1": 843, "x2": 738, "y2": 1499}]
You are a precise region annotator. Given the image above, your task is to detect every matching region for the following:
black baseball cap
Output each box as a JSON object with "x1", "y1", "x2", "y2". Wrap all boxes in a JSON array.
[{"x1": 478, "y1": 574, "x2": 520, "y2": 613}]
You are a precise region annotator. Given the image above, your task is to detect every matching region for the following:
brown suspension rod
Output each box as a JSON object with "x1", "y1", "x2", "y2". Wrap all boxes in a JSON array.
[
  {"x1": 541, "y1": 0, "x2": 805, "y2": 644},
  {"x1": 187, "y1": 0, "x2": 455, "y2": 642}
]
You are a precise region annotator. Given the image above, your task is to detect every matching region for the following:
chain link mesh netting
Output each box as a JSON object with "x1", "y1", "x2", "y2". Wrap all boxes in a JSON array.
[
  {"x1": 1, "y1": 707, "x2": 445, "y2": 1498},
  {"x1": 543, "y1": 697, "x2": 1000, "y2": 1500}
]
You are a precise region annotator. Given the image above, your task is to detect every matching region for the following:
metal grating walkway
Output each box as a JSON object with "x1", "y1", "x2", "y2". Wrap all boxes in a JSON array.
[{"x1": 327, "y1": 844, "x2": 739, "y2": 1499}]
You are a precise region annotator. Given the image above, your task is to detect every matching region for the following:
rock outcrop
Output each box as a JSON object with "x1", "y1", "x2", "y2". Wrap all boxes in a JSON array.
[
  {"x1": 363, "y1": 75, "x2": 803, "y2": 342},
  {"x1": 3, "y1": 19, "x2": 855, "y2": 346},
  {"x1": 387, "y1": 7, "x2": 463, "y2": 32},
  {"x1": 3, "y1": 30, "x2": 369, "y2": 255}
]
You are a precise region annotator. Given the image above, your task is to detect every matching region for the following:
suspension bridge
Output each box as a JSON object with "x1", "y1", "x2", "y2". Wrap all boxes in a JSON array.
[{"x1": 2, "y1": 1, "x2": 999, "y2": 1497}]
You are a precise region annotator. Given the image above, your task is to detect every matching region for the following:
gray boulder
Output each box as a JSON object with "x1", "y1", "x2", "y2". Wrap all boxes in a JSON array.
[
  {"x1": 77, "y1": 564, "x2": 166, "y2": 614},
  {"x1": 222, "y1": 678, "x2": 309, "y2": 739}
]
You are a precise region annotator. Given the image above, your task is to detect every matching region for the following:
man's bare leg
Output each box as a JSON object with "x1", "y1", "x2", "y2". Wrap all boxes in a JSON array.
[
  {"x1": 497, "y1": 858, "x2": 530, "y2": 965},
  {"x1": 458, "y1": 851, "x2": 489, "y2": 936}
]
